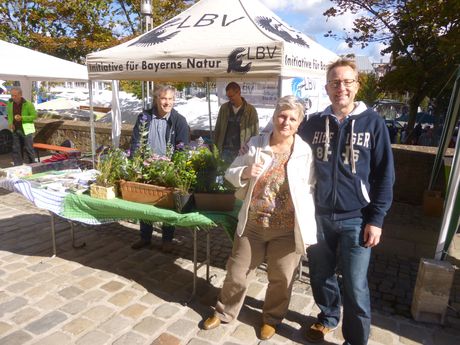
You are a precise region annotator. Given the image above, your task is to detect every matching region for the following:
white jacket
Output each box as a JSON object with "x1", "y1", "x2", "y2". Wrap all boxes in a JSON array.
[{"x1": 225, "y1": 133, "x2": 317, "y2": 254}]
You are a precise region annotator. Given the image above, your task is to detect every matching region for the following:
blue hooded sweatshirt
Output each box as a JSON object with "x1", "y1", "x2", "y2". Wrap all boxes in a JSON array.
[{"x1": 299, "y1": 102, "x2": 395, "y2": 228}]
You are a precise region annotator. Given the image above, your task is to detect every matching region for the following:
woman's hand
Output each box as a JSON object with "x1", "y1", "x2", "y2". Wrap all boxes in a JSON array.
[{"x1": 242, "y1": 162, "x2": 264, "y2": 179}]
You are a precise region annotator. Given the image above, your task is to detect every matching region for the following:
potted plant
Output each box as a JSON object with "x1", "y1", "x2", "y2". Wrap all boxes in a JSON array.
[
  {"x1": 90, "y1": 148, "x2": 125, "y2": 199},
  {"x1": 119, "y1": 150, "x2": 178, "y2": 208},
  {"x1": 171, "y1": 149, "x2": 196, "y2": 212},
  {"x1": 189, "y1": 144, "x2": 236, "y2": 211}
]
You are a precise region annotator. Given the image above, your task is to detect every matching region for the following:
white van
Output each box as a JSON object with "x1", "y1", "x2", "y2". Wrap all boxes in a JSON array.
[{"x1": 0, "y1": 97, "x2": 13, "y2": 154}]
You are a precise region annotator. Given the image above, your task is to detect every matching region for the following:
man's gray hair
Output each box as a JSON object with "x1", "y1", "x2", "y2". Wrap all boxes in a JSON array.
[
  {"x1": 153, "y1": 84, "x2": 176, "y2": 100},
  {"x1": 11, "y1": 86, "x2": 23, "y2": 94},
  {"x1": 273, "y1": 95, "x2": 305, "y2": 123}
]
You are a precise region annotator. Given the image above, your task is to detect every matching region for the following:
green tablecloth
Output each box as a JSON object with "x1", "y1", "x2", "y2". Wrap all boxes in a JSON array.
[{"x1": 62, "y1": 193, "x2": 240, "y2": 239}]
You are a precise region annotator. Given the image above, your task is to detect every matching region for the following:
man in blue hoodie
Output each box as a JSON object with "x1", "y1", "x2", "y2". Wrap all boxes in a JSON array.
[
  {"x1": 299, "y1": 59, "x2": 394, "y2": 345},
  {"x1": 129, "y1": 85, "x2": 189, "y2": 253}
]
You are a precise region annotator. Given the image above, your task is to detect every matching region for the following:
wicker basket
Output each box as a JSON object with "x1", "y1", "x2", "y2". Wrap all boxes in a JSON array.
[{"x1": 119, "y1": 180, "x2": 176, "y2": 208}]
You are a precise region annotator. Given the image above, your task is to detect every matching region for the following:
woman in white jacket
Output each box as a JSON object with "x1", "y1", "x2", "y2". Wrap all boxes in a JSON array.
[{"x1": 203, "y1": 95, "x2": 317, "y2": 340}]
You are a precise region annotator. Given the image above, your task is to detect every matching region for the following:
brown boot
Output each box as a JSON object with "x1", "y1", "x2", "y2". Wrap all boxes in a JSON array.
[
  {"x1": 305, "y1": 322, "x2": 336, "y2": 343},
  {"x1": 203, "y1": 315, "x2": 221, "y2": 330},
  {"x1": 260, "y1": 323, "x2": 276, "y2": 340}
]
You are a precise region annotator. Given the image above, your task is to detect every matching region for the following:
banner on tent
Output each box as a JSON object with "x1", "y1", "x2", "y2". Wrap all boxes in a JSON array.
[
  {"x1": 216, "y1": 78, "x2": 279, "y2": 108},
  {"x1": 281, "y1": 76, "x2": 329, "y2": 115}
]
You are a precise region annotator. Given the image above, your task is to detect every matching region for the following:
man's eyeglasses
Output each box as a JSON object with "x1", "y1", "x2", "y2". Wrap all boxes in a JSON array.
[{"x1": 327, "y1": 79, "x2": 357, "y2": 88}]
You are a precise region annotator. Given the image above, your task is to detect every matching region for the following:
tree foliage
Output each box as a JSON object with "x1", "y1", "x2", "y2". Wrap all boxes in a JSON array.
[
  {"x1": 0, "y1": 0, "x2": 195, "y2": 62},
  {"x1": 325, "y1": 0, "x2": 460, "y2": 141},
  {"x1": 356, "y1": 73, "x2": 384, "y2": 107}
]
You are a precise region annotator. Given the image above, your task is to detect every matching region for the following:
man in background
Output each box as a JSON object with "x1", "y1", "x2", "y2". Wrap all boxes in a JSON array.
[
  {"x1": 214, "y1": 82, "x2": 259, "y2": 164},
  {"x1": 130, "y1": 85, "x2": 189, "y2": 253},
  {"x1": 7, "y1": 87, "x2": 37, "y2": 165}
]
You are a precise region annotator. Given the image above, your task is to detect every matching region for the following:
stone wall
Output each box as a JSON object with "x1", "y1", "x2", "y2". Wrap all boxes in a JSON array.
[{"x1": 34, "y1": 119, "x2": 453, "y2": 205}]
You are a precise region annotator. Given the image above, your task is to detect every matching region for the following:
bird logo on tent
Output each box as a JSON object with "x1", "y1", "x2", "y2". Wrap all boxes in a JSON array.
[
  {"x1": 255, "y1": 16, "x2": 309, "y2": 48},
  {"x1": 227, "y1": 48, "x2": 252, "y2": 73},
  {"x1": 129, "y1": 18, "x2": 182, "y2": 47}
]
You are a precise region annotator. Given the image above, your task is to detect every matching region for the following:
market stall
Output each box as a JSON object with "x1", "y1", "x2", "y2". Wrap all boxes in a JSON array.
[{"x1": 86, "y1": 0, "x2": 338, "y2": 158}]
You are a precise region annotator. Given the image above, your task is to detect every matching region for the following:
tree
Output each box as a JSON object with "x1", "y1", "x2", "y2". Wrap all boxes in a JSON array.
[
  {"x1": 0, "y1": 1, "x2": 118, "y2": 62},
  {"x1": 356, "y1": 73, "x2": 384, "y2": 106},
  {"x1": 324, "y1": 0, "x2": 460, "y2": 142},
  {"x1": 0, "y1": 1, "x2": 195, "y2": 62}
]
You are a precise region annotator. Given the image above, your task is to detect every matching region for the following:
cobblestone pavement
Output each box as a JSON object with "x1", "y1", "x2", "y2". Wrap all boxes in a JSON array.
[{"x1": 0, "y1": 188, "x2": 460, "y2": 345}]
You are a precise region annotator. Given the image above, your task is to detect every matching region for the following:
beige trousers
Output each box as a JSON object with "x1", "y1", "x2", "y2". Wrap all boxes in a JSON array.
[{"x1": 215, "y1": 219, "x2": 301, "y2": 325}]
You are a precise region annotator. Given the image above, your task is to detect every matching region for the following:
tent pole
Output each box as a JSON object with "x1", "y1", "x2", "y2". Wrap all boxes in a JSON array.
[
  {"x1": 206, "y1": 80, "x2": 213, "y2": 140},
  {"x1": 89, "y1": 81, "x2": 96, "y2": 168}
]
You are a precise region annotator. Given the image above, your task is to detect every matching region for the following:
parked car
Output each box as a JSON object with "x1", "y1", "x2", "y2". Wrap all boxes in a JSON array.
[{"x1": 0, "y1": 101, "x2": 13, "y2": 154}]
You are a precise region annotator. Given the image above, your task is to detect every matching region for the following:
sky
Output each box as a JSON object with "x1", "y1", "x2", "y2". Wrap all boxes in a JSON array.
[{"x1": 261, "y1": 0, "x2": 390, "y2": 63}]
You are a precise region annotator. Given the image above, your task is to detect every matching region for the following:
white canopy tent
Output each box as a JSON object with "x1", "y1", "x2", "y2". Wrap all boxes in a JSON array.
[
  {"x1": 86, "y1": 0, "x2": 338, "y2": 157},
  {"x1": 87, "y1": 0, "x2": 337, "y2": 81},
  {"x1": 0, "y1": 40, "x2": 88, "y2": 100}
]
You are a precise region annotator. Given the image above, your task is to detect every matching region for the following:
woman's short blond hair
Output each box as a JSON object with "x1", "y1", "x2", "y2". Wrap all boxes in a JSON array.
[{"x1": 273, "y1": 95, "x2": 305, "y2": 123}]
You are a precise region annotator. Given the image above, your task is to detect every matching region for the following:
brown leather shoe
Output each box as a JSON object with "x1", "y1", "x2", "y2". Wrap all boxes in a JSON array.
[
  {"x1": 305, "y1": 322, "x2": 336, "y2": 343},
  {"x1": 131, "y1": 239, "x2": 150, "y2": 250},
  {"x1": 203, "y1": 316, "x2": 221, "y2": 330},
  {"x1": 260, "y1": 323, "x2": 276, "y2": 340}
]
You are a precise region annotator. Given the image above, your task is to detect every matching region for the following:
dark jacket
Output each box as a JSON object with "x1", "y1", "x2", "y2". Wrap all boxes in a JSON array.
[
  {"x1": 130, "y1": 106, "x2": 189, "y2": 156},
  {"x1": 299, "y1": 102, "x2": 395, "y2": 228}
]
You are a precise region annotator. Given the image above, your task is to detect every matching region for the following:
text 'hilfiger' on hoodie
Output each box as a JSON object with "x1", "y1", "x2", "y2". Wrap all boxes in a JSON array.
[{"x1": 299, "y1": 101, "x2": 395, "y2": 228}]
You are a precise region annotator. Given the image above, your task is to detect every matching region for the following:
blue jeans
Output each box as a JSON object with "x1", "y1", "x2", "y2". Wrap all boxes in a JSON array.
[
  {"x1": 308, "y1": 216, "x2": 371, "y2": 345},
  {"x1": 140, "y1": 222, "x2": 175, "y2": 243}
]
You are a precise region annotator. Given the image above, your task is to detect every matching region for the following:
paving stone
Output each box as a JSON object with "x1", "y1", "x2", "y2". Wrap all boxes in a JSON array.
[
  {"x1": 112, "y1": 331, "x2": 146, "y2": 345},
  {"x1": 167, "y1": 318, "x2": 197, "y2": 337},
  {"x1": 34, "y1": 295, "x2": 63, "y2": 310},
  {"x1": 196, "y1": 325, "x2": 230, "y2": 343},
  {"x1": 58, "y1": 285, "x2": 84, "y2": 299},
  {"x1": 99, "y1": 315, "x2": 131, "y2": 335},
  {"x1": 0, "y1": 296, "x2": 28, "y2": 317},
  {"x1": 399, "y1": 323, "x2": 432, "y2": 345},
  {"x1": 59, "y1": 300, "x2": 88, "y2": 315},
  {"x1": 186, "y1": 337, "x2": 214, "y2": 345},
  {"x1": 11, "y1": 307, "x2": 41, "y2": 325},
  {"x1": 80, "y1": 287, "x2": 107, "y2": 300},
  {"x1": 33, "y1": 331, "x2": 71, "y2": 345},
  {"x1": 140, "y1": 292, "x2": 163, "y2": 305},
  {"x1": 153, "y1": 304, "x2": 181, "y2": 319},
  {"x1": 23, "y1": 285, "x2": 51, "y2": 301},
  {"x1": 151, "y1": 332, "x2": 181, "y2": 345},
  {"x1": 369, "y1": 326, "x2": 397, "y2": 344},
  {"x1": 82, "y1": 305, "x2": 115, "y2": 322},
  {"x1": 288, "y1": 294, "x2": 312, "y2": 314},
  {"x1": 100, "y1": 280, "x2": 125, "y2": 292},
  {"x1": 230, "y1": 323, "x2": 258, "y2": 343},
  {"x1": 121, "y1": 303, "x2": 148, "y2": 319},
  {"x1": 75, "y1": 329, "x2": 111, "y2": 345},
  {"x1": 75, "y1": 276, "x2": 104, "y2": 290},
  {"x1": 0, "y1": 330, "x2": 33, "y2": 345},
  {"x1": 3, "y1": 262, "x2": 28, "y2": 272},
  {"x1": 0, "y1": 321, "x2": 12, "y2": 336},
  {"x1": 25, "y1": 310, "x2": 68, "y2": 335},
  {"x1": 27, "y1": 262, "x2": 52, "y2": 272},
  {"x1": 108, "y1": 290, "x2": 137, "y2": 307},
  {"x1": 62, "y1": 317, "x2": 93, "y2": 336},
  {"x1": 71, "y1": 266, "x2": 94, "y2": 277},
  {"x1": 26, "y1": 272, "x2": 56, "y2": 285},
  {"x1": 246, "y1": 281, "x2": 265, "y2": 299},
  {"x1": 134, "y1": 316, "x2": 166, "y2": 335}
]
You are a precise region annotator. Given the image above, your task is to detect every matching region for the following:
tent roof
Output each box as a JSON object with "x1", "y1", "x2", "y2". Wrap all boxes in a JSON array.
[
  {"x1": 0, "y1": 40, "x2": 88, "y2": 82},
  {"x1": 86, "y1": 0, "x2": 338, "y2": 81}
]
